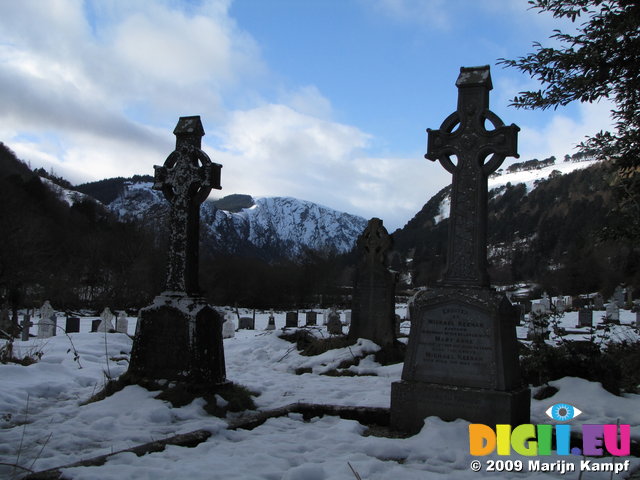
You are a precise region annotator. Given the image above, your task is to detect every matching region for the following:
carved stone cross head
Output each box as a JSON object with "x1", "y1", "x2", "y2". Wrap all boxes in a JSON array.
[
  {"x1": 424, "y1": 66, "x2": 519, "y2": 287},
  {"x1": 358, "y1": 217, "x2": 392, "y2": 265}
]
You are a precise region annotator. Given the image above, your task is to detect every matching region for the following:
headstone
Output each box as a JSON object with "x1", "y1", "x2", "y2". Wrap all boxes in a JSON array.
[
  {"x1": 530, "y1": 302, "x2": 545, "y2": 316},
  {"x1": 97, "y1": 307, "x2": 115, "y2": 333},
  {"x1": 326, "y1": 309, "x2": 342, "y2": 335},
  {"x1": 593, "y1": 293, "x2": 604, "y2": 310},
  {"x1": 21, "y1": 314, "x2": 31, "y2": 341},
  {"x1": 613, "y1": 285, "x2": 625, "y2": 308},
  {"x1": 265, "y1": 312, "x2": 276, "y2": 331},
  {"x1": 37, "y1": 301, "x2": 56, "y2": 338},
  {"x1": 285, "y1": 312, "x2": 298, "y2": 328},
  {"x1": 578, "y1": 308, "x2": 593, "y2": 328},
  {"x1": 91, "y1": 319, "x2": 101, "y2": 332},
  {"x1": 540, "y1": 292, "x2": 551, "y2": 313},
  {"x1": 348, "y1": 218, "x2": 396, "y2": 347},
  {"x1": 0, "y1": 308, "x2": 11, "y2": 335},
  {"x1": 115, "y1": 312, "x2": 128, "y2": 334},
  {"x1": 391, "y1": 66, "x2": 529, "y2": 433},
  {"x1": 65, "y1": 316, "x2": 80, "y2": 334},
  {"x1": 127, "y1": 116, "x2": 226, "y2": 386},
  {"x1": 344, "y1": 311, "x2": 352, "y2": 325},
  {"x1": 222, "y1": 318, "x2": 235, "y2": 338},
  {"x1": 605, "y1": 301, "x2": 620, "y2": 324},
  {"x1": 554, "y1": 297, "x2": 566, "y2": 314},
  {"x1": 238, "y1": 317, "x2": 254, "y2": 330},
  {"x1": 305, "y1": 311, "x2": 317, "y2": 326}
]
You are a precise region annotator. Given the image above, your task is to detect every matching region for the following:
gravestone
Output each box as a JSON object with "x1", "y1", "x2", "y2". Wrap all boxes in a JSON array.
[
  {"x1": 391, "y1": 66, "x2": 529, "y2": 433},
  {"x1": 127, "y1": 116, "x2": 226, "y2": 386},
  {"x1": 527, "y1": 312, "x2": 550, "y2": 341},
  {"x1": 285, "y1": 312, "x2": 298, "y2": 328},
  {"x1": 593, "y1": 293, "x2": 604, "y2": 310},
  {"x1": 578, "y1": 308, "x2": 593, "y2": 328},
  {"x1": 238, "y1": 317, "x2": 254, "y2": 330},
  {"x1": 265, "y1": 312, "x2": 276, "y2": 331},
  {"x1": 65, "y1": 316, "x2": 80, "y2": 334},
  {"x1": 305, "y1": 311, "x2": 318, "y2": 326},
  {"x1": 97, "y1": 307, "x2": 115, "y2": 333},
  {"x1": 605, "y1": 301, "x2": 620, "y2": 324},
  {"x1": 344, "y1": 311, "x2": 352, "y2": 325},
  {"x1": 21, "y1": 314, "x2": 31, "y2": 341},
  {"x1": 37, "y1": 301, "x2": 56, "y2": 338},
  {"x1": 613, "y1": 285, "x2": 625, "y2": 308},
  {"x1": 326, "y1": 309, "x2": 342, "y2": 335},
  {"x1": 91, "y1": 319, "x2": 101, "y2": 332},
  {"x1": 222, "y1": 318, "x2": 235, "y2": 338},
  {"x1": 0, "y1": 308, "x2": 11, "y2": 336},
  {"x1": 348, "y1": 218, "x2": 396, "y2": 347},
  {"x1": 115, "y1": 312, "x2": 128, "y2": 334},
  {"x1": 540, "y1": 292, "x2": 551, "y2": 313},
  {"x1": 555, "y1": 297, "x2": 566, "y2": 314}
]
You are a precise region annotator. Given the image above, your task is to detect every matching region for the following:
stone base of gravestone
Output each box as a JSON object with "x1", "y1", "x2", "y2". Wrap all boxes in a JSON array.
[
  {"x1": 390, "y1": 286, "x2": 530, "y2": 433},
  {"x1": 127, "y1": 293, "x2": 226, "y2": 385},
  {"x1": 238, "y1": 317, "x2": 254, "y2": 330},
  {"x1": 65, "y1": 317, "x2": 80, "y2": 333},
  {"x1": 349, "y1": 262, "x2": 396, "y2": 347}
]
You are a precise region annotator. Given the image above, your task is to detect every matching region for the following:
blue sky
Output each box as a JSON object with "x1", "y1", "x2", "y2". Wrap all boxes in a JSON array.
[{"x1": 0, "y1": 0, "x2": 613, "y2": 230}]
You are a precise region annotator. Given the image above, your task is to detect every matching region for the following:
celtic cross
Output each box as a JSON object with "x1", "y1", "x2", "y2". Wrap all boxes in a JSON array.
[
  {"x1": 154, "y1": 116, "x2": 222, "y2": 294},
  {"x1": 426, "y1": 66, "x2": 519, "y2": 287}
]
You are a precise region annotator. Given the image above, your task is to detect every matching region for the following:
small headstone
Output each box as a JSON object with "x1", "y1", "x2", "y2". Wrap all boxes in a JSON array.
[
  {"x1": 540, "y1": 292, "x2": 551, "y2": 313},
  {"x1": 305, "y1": 311, "x2": 317, "y2": 326},
  {"x1": 285, "y1": 312, "x2": 298, "y2": 328},
  {"x1": 344, "y1": 311, "x2": 352, "y2": 325},
  {"x1": 65, "y1": 316, "x2": 80, "y2": 334},
  {"x1": 554, "y1": 297, "x2": 566, "y2": 313},
  {"x1": 222, "y1": 318, "x2": 235, "y2": 338},
  {"x1": 605, "y1": 301, "x2": 620, "y2": 324},
  {"x1": 326, "y1": 309, "x2": 342, "y2": 335},
  {"x1": 91, "y1": 319, "x2": 101, "y2": 332},
  {"x1": 37, "y1": 301, "x2": 56, "y2": 338},
  {"x1": 613, "y1": 285, "x2": 625, "y2": 308},
  {"x1": 21, "y1": 314, "x2": 31, "y2": 341},
  {"x1": 238, "y1": 317, "x2": 254, "y2": 330},
  {"x1": 265, "y1": 313, "x2": 276, "y2": 331},
  {"x1": 348, "y1": 218, "x2": 396, "y2": 347},
  {"x1": 115, "y1": 312, "x2": 128, "y2": 334},
  {"x1": 577, "y1": 308, "x2": 593, "y2": 328},
  {"x1": 97, "y1": 307, "x2": 115, "y2": 333},
  {"x1": 593, "y1": 293, "x2": 604, "y2": 310}
]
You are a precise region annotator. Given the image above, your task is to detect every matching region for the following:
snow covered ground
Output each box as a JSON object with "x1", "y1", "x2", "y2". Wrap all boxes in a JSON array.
[{"x1": 1, "y1": 308, "x2": 640, "y2": 479}]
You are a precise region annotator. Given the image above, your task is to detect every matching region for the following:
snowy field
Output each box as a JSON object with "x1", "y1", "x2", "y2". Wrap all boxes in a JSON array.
[{"x1": 1, "y1": 308, "x2": 640, "y2": 479}]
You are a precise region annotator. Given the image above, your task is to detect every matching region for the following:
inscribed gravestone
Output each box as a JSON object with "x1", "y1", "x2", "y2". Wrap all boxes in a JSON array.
[
  {"x1": 37, "y1": 301, "x2": 56, "y2": 338},
  {"x1": 285, "y1": 312, "x2": 298, "y2": 328},
  {"x1": 613, "y1": 285, "x2": 625, "y2": 308},
  {"x1": 97, "y1": 307, "x2": 115, "y2": 333},
  {"x1": 238, "y1": 317, "x2": 254, "y2": 330},
  {"x1": 593, "y1": 293, "x2": 604, "y2": 310},
  {"x1": 127, "y1": 116, "x2": 226, "y2": 386},
  {"x1": 555, "y1": 297, "x2": 566, "y2": 314},
  {"x1": 606, "y1": 301, "x2": 620, "y2": 324},
  {"x1": 305, "y1": 312, "x2": 317, "y2": 326},
  {"x1": 390, "y1": 66, "x2": 529, "y2": 433},
  {"x1": 578, "y1": 308, "x2": 593, "y2": 328},
  {"x1": 540, "y1": 293, "x2": 551, "y2": 313},
  {"x1": 116, "y1": 312, "x2": 128, "y2": 334},
  {"x1": 265, "y1": 312, "x2": 276, "y2": 331},
  {"x1": 65, "y1": 316, "x2": 80, "y2": 334},
  {"x1": 21, "y1": 314, "x2": 31, "y2": 341},
  {"x1": 348, "y1": 218, "x2": 396, "y2": 347},
  {"x1": 326, "y1": 309, "x2": 342, "y2": 335}
]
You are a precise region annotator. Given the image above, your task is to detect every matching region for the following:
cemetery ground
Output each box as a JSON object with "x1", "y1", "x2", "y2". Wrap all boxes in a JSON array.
[{"x1": 2, "y1": 308, "x2": 640, "y2": 479}]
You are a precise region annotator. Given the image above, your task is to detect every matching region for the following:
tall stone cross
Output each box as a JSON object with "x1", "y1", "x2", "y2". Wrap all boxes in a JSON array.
[
  {"x1": 154, "y1": 116, "x2": 222, "y2": 294},
  {"x1": 426, "y1": 66, "x2": 519, "y2": 287}
]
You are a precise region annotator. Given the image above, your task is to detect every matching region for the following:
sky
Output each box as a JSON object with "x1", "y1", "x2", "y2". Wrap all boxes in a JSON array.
[{"x1": 0, "y1": 0, "x2": 614, "y2": 231}]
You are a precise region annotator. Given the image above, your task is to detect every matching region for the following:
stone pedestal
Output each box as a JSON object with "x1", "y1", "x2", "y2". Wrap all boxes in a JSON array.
[
  {"x1": 128, "y1": 293, "x2": 226, "y2": 385},
  {"x1": 390, "y1": 286, "x2": 530, "y2": 433}
]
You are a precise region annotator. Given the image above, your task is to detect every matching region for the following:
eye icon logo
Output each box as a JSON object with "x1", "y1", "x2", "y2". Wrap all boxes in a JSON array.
[{"x1": 545, "y1": 403, "x2": 582, "y2": 422}]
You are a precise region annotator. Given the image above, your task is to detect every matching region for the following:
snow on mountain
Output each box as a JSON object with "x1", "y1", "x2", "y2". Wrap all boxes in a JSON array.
[
  {"x1": 434, "y1": 156, "x2": 600, "y2": 223},
  {"x1": 40, "y1": 177, "x2": 91, "y2": 206},
  {"x1": 108, "y1": 181, "x2": 368, "y2": 259}
]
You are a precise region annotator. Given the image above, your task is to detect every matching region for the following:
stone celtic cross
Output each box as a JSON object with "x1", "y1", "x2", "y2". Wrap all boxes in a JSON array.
[
  {"x1": 154, "y1": 116, "x2": 222, "y2": 294},
  {"x1": 426, "y1": 66, "x2": 519, "y2": 287}
]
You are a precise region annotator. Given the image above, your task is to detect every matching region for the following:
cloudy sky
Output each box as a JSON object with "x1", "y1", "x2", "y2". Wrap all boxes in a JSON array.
[{"x1": 0, "y1": 0, "x2": 613, "y2": 231}]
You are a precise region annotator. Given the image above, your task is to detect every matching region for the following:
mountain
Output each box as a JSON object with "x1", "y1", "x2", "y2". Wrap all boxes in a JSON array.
[
  {"x1": 97, "y1": 180, "x2": 368, "y2": 261},
  {"x1": 393, "y1": 155, "x2": 639, "y2": 297}
]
